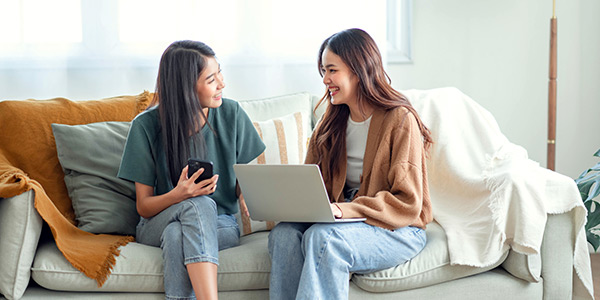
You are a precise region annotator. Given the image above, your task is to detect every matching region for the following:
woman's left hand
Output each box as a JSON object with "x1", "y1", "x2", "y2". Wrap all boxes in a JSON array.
[{"x1": 330, "y1": 203, "x2": 343, "y2": 218}]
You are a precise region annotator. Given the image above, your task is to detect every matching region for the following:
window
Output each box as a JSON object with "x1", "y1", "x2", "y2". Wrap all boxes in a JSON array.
[
  {"x1": 0, "y1": 0, "x2": 82, "y2": 44},
  {"x1": 0, "y1": 0, "x2": 412, "y2": 68},
  {"x1": 0, "y1": 0, "x2": 82, "y2": 60},
  {"x1": 387, "y1": 0, "x2": 412, "y2": 63}
]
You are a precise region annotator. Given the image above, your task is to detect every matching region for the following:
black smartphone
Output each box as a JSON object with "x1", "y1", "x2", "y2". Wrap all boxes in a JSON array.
[{"x1": 187, "y1": 159, "x2": 214, "y2": 184}]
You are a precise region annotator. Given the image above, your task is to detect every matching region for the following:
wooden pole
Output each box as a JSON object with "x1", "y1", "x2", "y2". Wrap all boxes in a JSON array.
[{"x1": 547, "y1": 3, "x2": 557, "y2": 171}]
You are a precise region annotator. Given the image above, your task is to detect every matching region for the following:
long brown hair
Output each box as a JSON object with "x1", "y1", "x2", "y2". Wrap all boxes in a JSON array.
[{"x1": 313, "y1": 28, "x2": 433, "y2": 182}]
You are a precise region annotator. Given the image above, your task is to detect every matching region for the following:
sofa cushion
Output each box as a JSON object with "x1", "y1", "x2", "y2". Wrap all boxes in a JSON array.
[
  {"x1": 238, "y1": 92, "x2": 313, "y2": 132},
  {"x1": 237, "y1": 112, "x2": 308, "y2": 236},
  {"x1": 31, "y1": 232, "x2": 271, "y2": 292},
  {"x1": 0, "y1": 190, "x2": 43, "y2": 300},
  {"x1": 501, "y1": 250, "x2": 541, "y2": 282},
  {"x1": 352, "y1": 221, "x2": 509, "y2": 292},
  {"x1": 234, "y1": 93, "x2": 313, "y2": 237},
  {"x1": 250, "y1": 111, "x2": 308, "y2": 165},
  {"x1": 52, "y1": 122, "x2": 138, "y2": 236}
]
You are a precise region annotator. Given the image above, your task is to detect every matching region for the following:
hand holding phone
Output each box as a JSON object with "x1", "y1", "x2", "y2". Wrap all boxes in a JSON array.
[{"x1": 187, "y1": 159, "x2": 214, "y2": 184}]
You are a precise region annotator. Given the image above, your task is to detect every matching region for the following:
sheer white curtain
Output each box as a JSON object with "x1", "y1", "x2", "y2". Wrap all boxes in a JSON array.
[{"x1": 0, "y1": 0, "x2": 408, "y2": 100}]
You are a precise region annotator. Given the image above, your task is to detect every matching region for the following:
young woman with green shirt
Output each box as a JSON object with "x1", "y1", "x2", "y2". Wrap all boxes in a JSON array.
[{"x1": 118, "y1": 40, "x2": 265, "y2": 300}]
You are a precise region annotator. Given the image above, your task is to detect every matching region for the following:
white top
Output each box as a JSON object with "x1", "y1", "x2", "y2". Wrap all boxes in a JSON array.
[{"x1": 345, "y1": 115, "x2": 371, "y2": 190}]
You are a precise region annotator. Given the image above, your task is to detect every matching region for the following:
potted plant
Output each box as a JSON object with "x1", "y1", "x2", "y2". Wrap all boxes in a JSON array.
[{"x1": 574, "y1": 148, "x2": 600, "y2": 251}]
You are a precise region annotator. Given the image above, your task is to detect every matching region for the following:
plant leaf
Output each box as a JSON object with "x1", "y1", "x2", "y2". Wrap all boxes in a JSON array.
[
  {"x1": 576, "y1": 170, "x2": 600, "y2": 202},
  {"x1": 588, "y1": 230, "x2": 600, "y2": 252},
  {"x1": 577, "y1": 180, "x2": 594, "y2": 201},
  {"x1": 575, "y1": 171, "x2": 598, "y2": 184},
  {"x1": 585, "y1": 200, "x2": 593, "y2": 212},
  {"x1": 589, "y1": 179, "x2": 600, "y2": 201},
  {"x1": 586, "y1": 207, "x2": 600, "y2": 230},
  {"x1": 576, "y1": 147, "x2": 600, "y2": 251}
]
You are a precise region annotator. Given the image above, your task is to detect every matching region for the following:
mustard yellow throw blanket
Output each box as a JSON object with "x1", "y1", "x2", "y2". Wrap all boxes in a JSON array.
[{"x1": 0, "y1": 92, "x2": 151, "y2": 286}]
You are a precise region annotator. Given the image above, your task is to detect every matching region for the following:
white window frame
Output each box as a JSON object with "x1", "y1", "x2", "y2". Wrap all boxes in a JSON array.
[{"x1": 387, "y1": 0, "x2": 413, "y2": 64}]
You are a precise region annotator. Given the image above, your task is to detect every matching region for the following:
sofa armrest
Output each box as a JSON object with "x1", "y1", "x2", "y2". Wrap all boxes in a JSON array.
[
  {"x1": 0, "y1": 190, "x2": 43, "y2": 300},
  {"x1": 541, "y1": 212, "x2": 575, "y2": 300}
]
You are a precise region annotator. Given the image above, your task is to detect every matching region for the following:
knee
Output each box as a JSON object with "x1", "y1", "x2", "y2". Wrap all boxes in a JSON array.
[
  {"x1": 160, "y1": 222, "x2": 182, "y2": 249},
  {"x1": 301, "y1": 224, "x2": 336, "y2": 253},
  {"x1": 183, "y1": 196, "x2": 217, "y2": 214}
]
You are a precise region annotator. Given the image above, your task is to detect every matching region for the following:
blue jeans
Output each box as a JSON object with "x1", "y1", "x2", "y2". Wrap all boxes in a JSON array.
[
  {"x1": 136, "y1": 196, "x2": 240, "y2": 300},
  {"x1": 268, "y1": 222, "x2": 426, "y2": 300}
]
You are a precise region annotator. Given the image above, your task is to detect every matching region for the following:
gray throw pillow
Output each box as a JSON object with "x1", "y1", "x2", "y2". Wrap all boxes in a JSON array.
[{"x1": 52, "y1": 122, "x2": 138, "y2": 236}]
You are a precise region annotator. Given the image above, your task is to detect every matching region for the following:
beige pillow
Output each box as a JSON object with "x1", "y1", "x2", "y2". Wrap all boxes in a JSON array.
[{"x1": 237, "y1": 112, "x2": 308, "y2": 236}]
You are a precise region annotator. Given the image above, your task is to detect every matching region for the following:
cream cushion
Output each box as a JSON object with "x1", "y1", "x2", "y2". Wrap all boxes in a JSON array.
[
  {"x1": 250, "y1": 111, "x2": 308, "y2": 165},
  {"x1": 31, "y1": 232, "x2": 271, "y2": 292},
  {"x1": 238, "y1": 92, "x2": 313, "y2": 130},
  {"x1": 236, "y1": 93, "x2": 313, "y2": 236},
  {"x1": 237, "y1": 112, "x2": 308, "y2": 236},
  {"x1": 0, "y1": 190, "x2": 43, "y2": 300},
  {"x1": 352, "y1": 221, "x2": 509, "y2": 292}
]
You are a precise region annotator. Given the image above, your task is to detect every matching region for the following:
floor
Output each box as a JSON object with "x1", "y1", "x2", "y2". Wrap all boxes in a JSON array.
[{"x1": 591, "y1": 253, "x2": 599, "y2": 299}]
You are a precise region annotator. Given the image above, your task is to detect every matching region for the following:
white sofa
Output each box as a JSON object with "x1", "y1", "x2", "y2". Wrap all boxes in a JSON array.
[{"x1": 0, "y1": 90, "x2": 590, "y2": 299}]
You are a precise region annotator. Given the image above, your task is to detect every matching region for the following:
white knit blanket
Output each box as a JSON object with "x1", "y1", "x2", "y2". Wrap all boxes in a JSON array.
[{"x1": 404, "y1": 87, "x2": 594, "y2": 299}]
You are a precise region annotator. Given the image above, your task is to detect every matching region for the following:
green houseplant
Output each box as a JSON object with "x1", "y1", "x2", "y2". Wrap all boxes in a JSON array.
[{"x1": 574, "y1": 148, "x2": 600, "y2": 251}]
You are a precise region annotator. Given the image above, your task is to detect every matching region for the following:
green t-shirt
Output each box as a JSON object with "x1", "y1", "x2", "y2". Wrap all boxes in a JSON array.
[{"x1": 118, "y1": 98, "x2": 265, "y2": 215}]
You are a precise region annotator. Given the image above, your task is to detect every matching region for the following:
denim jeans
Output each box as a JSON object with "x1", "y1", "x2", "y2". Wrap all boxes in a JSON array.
[
  {"x1": 136, "y1": 196, "x2": 240, "y2": 300},
  {"x1": 268, "y1": 222, "x2": 426, "y2": 300}
]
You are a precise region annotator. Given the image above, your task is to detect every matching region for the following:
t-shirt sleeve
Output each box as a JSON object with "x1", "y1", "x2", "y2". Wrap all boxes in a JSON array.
[
  {"x1": 118, "y1": 117, "x2": 157, "y2": 187},
  {"x1": 235, "y1": 104, "x2": 266, "y2": 164}
]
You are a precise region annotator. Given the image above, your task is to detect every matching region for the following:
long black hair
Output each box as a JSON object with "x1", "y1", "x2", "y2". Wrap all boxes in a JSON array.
[{"x1": 151, "y1": 40, "x2": 215, "y2": 186}]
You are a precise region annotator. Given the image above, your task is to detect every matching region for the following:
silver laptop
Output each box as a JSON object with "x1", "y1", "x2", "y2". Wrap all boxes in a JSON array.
[{"x1": 233, "y1": 164, "x2": 366, "y2": 223}]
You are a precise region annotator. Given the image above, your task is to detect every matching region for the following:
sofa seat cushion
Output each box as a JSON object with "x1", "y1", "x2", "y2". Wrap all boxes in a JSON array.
[
  {"x1": 352, "y1": 221, "x2": 509, "y2": 292},
  {"x1": 31, "y1": 232, "x2": 271, "y2": 292}
]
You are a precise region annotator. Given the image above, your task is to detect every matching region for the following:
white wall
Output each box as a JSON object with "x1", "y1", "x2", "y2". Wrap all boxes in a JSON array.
[
  {"x1": 1, "y1": 0, "x2": 598, "y2": 179},
  {"x1": 387, "y1": 0, "x2": 600, "y2": 179}
]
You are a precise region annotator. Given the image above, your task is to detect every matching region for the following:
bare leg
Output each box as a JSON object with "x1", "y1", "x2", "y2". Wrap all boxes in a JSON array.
[{"x1": 187, "y1": 262, "x2": 218, "y2": 300}]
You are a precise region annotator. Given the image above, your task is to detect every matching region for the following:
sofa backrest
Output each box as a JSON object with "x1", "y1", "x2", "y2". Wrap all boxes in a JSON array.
[{"x1": 237, "y1": 92, "x2": 326, "y2": 131}]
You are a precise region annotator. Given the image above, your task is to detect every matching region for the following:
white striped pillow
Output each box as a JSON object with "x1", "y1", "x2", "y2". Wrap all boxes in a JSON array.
[
  {"x1": 251, "y1": 111, "x2": 307, "y2": 165},
  {"x1": 238, "y1": 111, "x2": 308, "y2": 235}
]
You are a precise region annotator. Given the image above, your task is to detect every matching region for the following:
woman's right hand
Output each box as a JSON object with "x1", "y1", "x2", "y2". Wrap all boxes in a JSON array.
[
  {"x1": 176, "y1": 165, "x2": 219, "y2": 198},
  {"x1": 135, "y1": 166, "x2": 218, "y2": 218}
]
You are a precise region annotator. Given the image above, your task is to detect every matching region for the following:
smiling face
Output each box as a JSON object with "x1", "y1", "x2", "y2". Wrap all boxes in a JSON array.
[
  {"x1": 196, "y1": 56, "x2": 225, "y2": 109},
  {"x1": 320, "y1": 47, "x2": 360, "y2": 107}
]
